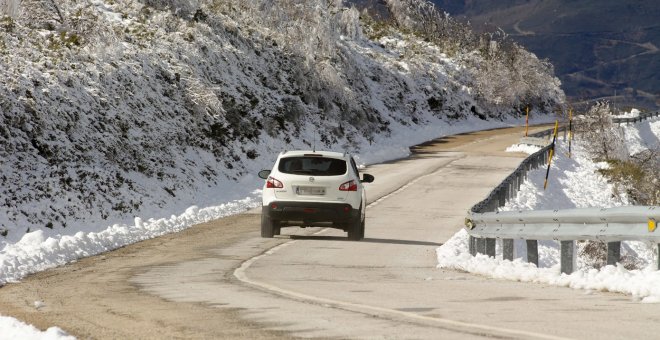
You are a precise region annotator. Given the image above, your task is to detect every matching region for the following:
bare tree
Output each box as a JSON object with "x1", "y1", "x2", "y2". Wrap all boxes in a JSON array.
[{"x1": 574, "y1": 102, "x2": 626, "y2": 161}]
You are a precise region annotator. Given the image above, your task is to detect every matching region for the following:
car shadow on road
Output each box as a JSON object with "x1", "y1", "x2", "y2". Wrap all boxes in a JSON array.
[{"x1": 288, "y1": 235, "x2": 442, "y2": 246}]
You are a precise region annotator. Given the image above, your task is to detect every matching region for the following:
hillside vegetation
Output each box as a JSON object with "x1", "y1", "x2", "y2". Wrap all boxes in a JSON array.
[
  {"x1": 0, "y1": 0, "x2": 564, "y2": 237},
  {"x1": 431, "y1": 0, "x2": 660, "y2": 109}
]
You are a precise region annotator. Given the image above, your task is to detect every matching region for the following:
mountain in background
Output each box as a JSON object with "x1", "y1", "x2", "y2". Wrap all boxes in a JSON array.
[{"x1": 429, "y1": 0, "x2": 660, "y2": 110}]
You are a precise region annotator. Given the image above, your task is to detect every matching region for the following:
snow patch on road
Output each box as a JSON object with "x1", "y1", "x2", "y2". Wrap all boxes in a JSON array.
[{"x1": 0, "y1": 315, "x2": 74, "y2": 340}]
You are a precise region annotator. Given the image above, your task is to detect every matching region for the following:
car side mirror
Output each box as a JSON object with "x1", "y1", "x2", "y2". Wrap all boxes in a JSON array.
[
  {"x1": 258, "y1": 170, "x2": 271, "y2": 179},
  {"x1": 361, "y1": 173, "x2": 374, "y2": 183}
]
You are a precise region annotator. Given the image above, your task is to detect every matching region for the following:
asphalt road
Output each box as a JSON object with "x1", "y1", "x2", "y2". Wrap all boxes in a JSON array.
[{"x1": 2, "y1": 126, "x2": 659, "y2": 339}]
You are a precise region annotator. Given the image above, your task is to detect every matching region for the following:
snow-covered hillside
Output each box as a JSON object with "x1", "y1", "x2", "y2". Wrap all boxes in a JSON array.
[
  {"x1": 616, "y1": 110, "x2": 660, "y2": 155},
  {"x1": 0, "y1": 0, "x2": 564, "y2": 240}
]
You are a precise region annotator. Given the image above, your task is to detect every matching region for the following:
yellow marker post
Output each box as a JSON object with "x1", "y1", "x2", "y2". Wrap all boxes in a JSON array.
[
  {"x1": 568, "y1": 108, "x2": 573, "y2": 158},
  {"x1": 650, "y1": 219, "x2": 657, "y2": 233},
  {"x1": 525, "y1": 106, "x2": 529, "y2": 137},
  {"x1": 543, "y1": 120, "x2": 559, "y2": 190}
]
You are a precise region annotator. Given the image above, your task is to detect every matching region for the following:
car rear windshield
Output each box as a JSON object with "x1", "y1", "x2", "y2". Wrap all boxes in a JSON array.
[{"x1": 278, "y1": 157, "x2": 347, "y2": 176}]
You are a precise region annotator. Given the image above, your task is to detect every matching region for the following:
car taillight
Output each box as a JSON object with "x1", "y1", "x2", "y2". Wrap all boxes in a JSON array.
[
  {"x1": 266, "y1": 176, "x2": 284, "y2": 189},
  {"x1": 339, "y1": 180, "x2": 357, "y2": 191}
]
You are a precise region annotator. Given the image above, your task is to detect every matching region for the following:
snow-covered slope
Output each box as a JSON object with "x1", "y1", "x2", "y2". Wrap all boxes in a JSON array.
[
  {"x1": 437, "y1": 122, "x2": 660, "y2": 302},
  {"x1": 0, "y1": 0, "x2": 564, "y2": 241},
  {"x1": 616, "y1": 110, "x2": 660, "y2": 155}
]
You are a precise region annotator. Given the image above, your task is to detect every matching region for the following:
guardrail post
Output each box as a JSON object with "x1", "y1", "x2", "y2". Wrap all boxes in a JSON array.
[
  {"x1": 607, "y1": 242, "x2": 621, "y2": 266},
  {"x1": 526, "y1": 240, "x2": 538, "y2": 267},
  {"x1": 503, "y1": 239, "x2": 514, "y2": 261},
  {"x1": 486, "y1": 238, "x2": 496, "y2": 257},
  {"x1": 560, "y1": 241, "x2": 575, "y2": 274},
  {"x1": 476, "y1": 238, "x2": 486, "y2": 254},
  {"x1": 498, "y1": 188, "x2": 506, "y2": 207},
  {"x1": 486, "y1": 199, "x2": 496, "y2": 212},
  {"x1": 469, "y1": 236, "x2": 476, "y2": 256},
  {"x1": 491, "y1": 198, "x2": 499, "y2": 212}
]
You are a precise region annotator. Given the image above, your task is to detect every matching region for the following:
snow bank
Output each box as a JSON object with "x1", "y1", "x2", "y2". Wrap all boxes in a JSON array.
[
  {"x1": 0, "y1": 315, "x2": 74, "y2": 340},
  {"x1": 613, "y1": 108, "x2": 641, "y2": 118},
  {"x1": 618, "y1": 115, "x2": 660, "y2": 155},
  {"x1": 437, "y1": 138, "x2": 660, "y2": 302},
  {"x1": 437, "y1": 229, "x2": 660, "y2": 303},
  {"x1": 0, "y1": 193, "x2": 260, "y2": 285}
]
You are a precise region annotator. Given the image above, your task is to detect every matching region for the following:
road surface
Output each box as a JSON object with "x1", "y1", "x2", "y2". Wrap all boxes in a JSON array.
[{"x1": 2, "y1": 126, "x2": 659, "y2": 339}]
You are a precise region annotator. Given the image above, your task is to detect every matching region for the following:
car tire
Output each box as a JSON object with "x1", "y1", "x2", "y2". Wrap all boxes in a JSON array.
[
  {"x1": 273, "y1": 224, "x2": 281, "y2": 236},
  {"x1": 261, "y1": 214, "x2": 275, "y2": 238},
  {"x1": 347, "y1": 210, "x2": 363, "y2": 241},
  {"x1": 359, "y1": 218, "x2": 365, "y2": 239}
]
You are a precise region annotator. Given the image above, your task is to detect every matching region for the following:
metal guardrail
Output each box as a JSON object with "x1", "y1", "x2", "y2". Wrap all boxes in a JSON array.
[
  {"x1": 465, "y1": 121, "x2": 660, "y2": 274},
  {"x1": 612, "y1": 111, "x2": 660, "y2": 125},
  {"x1": 469, "y1": 125, "x2": 566, "y2": 214},
  {"x1": 466, "y1": 206, "x2": 660, "y2": 274}
]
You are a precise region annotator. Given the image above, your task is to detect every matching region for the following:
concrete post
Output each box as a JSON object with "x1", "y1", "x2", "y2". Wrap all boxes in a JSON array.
[
  {"x1": 526, "y1": 240, "x2": 538, "y2": 267},
  {"x1": 503, "y1": 239, "x2": 514, "y2": 261},
  {"x1": 607, "y1": 242, "x2": 621, "y2": 266},
  {"x1": 486, "y1": 238, "x2": 496, "y2": 258},
  {"x1": 560, "y1": 240, "x2": 575, "y2": 274}
]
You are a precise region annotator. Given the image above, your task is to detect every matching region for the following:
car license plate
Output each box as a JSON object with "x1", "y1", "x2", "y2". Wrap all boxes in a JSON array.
[{"x1": 296, "y1": 186, "x2": 325, "y2": 196}]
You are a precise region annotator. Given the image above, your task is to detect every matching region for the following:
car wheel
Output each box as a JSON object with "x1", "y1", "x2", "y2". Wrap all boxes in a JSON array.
[
  {"x1": 347, "y1": 210, "x2": 363, "y2": 241},
  {"x1": 273, "y1": 224, "x2": 281, "y2": 236},
  {"x1": 261, "y1": 214, "x2": 275, "y2": 238}
]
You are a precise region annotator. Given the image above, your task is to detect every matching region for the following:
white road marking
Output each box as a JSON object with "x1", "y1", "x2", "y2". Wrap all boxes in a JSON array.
[
  {"x1": 235, "y1": 152, "x2": 571, "y2": 340},
  {"x1": 234, "y1": 246, "x2": 570, "y2": 340}
]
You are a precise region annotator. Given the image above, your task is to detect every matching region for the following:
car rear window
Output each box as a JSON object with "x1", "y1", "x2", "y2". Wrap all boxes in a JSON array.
[{"x1": 278, "y1": 157, "x2": 347, "y2": 176}]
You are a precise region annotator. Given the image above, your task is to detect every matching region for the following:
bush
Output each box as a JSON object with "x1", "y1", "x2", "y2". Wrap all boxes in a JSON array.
[
  {"x1": 599, "y1": 151, "x2": 660, "y2": 205},
  {"x1": 579, "y1": 240, "x2": 642, "y2": 270}
]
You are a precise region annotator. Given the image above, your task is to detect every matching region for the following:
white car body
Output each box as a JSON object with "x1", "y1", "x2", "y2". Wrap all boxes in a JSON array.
[{"x1": 258, "y1": 150, "x2": 374, "y2": 240}]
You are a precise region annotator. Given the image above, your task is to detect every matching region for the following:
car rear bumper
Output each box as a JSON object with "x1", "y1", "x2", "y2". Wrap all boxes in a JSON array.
[{"x1": 262, "y1": 201, "x2": 359, "y2": 225}]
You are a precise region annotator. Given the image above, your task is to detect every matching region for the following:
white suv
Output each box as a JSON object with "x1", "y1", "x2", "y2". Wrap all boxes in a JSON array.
[{"x1": 258, "y1": 150, "x2": 374, "y2": 240}]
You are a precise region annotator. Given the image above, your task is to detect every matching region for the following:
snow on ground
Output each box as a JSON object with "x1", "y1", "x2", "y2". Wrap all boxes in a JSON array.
[
  {"x1": 436, "y1": 121, "x2": 660, "y2": 302},
  {"x1": 0, "y1": 315, "x2": 74, "y2": 340},
  {"x1": 618, "y1": 115, "x2": 660, "y2": 155},
  {"x1": 613, "y1": 108, "x2": 641, "y2": 118},
  {"x1": 504, "y1": 143, "x2": 541, "y2": 154}
]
